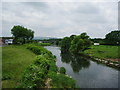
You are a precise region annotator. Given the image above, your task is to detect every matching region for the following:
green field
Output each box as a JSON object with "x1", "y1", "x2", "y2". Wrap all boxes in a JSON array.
[
  {"x1": 2, "y1": 45, "x2": 36, "y2": 88},
  {"x1": 85, "y1": 45, "x2": 119, "y2": 59}
]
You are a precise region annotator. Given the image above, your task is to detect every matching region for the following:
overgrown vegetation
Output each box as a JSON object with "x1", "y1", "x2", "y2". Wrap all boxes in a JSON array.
[
  {"x1": 19, "y1": 44, "x2": 76, "y2": 88},
  {"x1": 2, "y1": 44, "x2": 76, "y2": 88}
]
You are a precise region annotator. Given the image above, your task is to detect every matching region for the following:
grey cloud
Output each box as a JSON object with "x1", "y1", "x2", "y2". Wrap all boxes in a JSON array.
[{"x1": 1, "y1": 1, "x2": 118, "y2": 38}]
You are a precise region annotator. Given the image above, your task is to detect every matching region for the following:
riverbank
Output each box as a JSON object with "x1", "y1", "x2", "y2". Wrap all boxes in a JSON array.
[
  {"x1": 85, "y1": 45, "x2": 120, "y2": 69},
  {"x1": 2, "y1": 44, "x2": 76, "y2": 88},
  {"x1": 44, "y1": 46, "x2": 119, "y2": 88},
  {"x1": 2, "y1": 45, "x2": 36, "y2": 88}
]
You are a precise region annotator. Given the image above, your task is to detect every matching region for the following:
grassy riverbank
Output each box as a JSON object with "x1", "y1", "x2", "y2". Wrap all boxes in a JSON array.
[
  {"x1": 2, "y1": 45, "x2": 36, "y2": 88},
  {"x1": 85, "y1": 45, "x2": 119, "y2": 59},
  {"x1": 2, "y1": 44, "x2": 76, "y2": 88}
]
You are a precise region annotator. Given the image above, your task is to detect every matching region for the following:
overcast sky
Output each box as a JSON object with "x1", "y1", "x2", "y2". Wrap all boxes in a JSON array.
[{"x1": 1, "y1": 0, "x2": 119, "y2": 38}]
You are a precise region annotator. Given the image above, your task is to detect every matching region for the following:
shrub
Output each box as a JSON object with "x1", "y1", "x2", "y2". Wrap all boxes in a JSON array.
[
  {"x1": 19, "y1": 44, "x2": 76, "y2": 88},
  {"x1": 50, "y1": 73, "x2": 76, "y2": 88},
  {"x1": 34, "y1": 55, "x2": 50, "y2": 70},
  {"x1": 26, "y1": 44, "x2": 52, "y2": 55},
  {"x1": 59, "y1": 67, "x2": 66, "y2": 74},
  {"x1": 20, "y1": 64, "x2": 46, "y2": 88}
]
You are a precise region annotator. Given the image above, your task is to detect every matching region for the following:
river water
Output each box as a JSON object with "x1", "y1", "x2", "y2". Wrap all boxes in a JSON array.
[{"x1": 44, "y1": 46, "x2": 119, "y2": 88}]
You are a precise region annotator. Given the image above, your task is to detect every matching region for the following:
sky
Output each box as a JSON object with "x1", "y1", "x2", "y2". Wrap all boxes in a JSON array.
[{"x1": 1, "y1": 0, "x2": 119, "y2": 38}]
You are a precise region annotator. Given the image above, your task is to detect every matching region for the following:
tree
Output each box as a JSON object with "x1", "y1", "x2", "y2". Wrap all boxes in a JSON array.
[
  {"x1": 11, "y1": 25, "x2": 34, "y2": 44},
  {"x1": 105, "y1": 30, "x2": 120, "y2": 45},
  {"x1": 60, "y1": 33, "x2": 91, "y2": 54},
  {"x1": 80, "y1": 33, "x2": 89, "y2": 39},
  {"x1": 69, "y1": 36, "x2": 84, "y2": 54},
  {"x1": 60, "y1": 37, "x2": 71, "y2": 52},
  {"x1": 69, "y1": 33, "x2": 91, "y2": 54}
]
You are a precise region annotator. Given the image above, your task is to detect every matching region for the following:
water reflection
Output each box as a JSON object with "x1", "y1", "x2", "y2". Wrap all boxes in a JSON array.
[{"x1": 61, "y1": 52, "x2": 90, "y2": 72}]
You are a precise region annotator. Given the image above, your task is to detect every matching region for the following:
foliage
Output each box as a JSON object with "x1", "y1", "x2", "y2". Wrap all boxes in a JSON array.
[
  {"x1": 26, "y1": 44, "x2": 52, "y2": 55},
  {"x1": 11, "y1": 25, "x2": 34, "y2": 44},
  {"x1": 59, "y1": 67, "x2": 66, "y2": 74},
  {"x1": 20, "y1": 64, "x2": 46, "y2": 88},
  {"x1": 70, "y1": 33, "x2": 91, "y2": 54},
  {"x1": 70, "y1": 36, "x2": 84, "y2": 54},
  {"x1": 91, "y1": 38, "x2": 105, "y2": 45},
  {"x1": 48, "y1": 73, "x2": 76, "y2": 88},
  {"x1": 60, "y1": 33, "x2": 91, "y2": 54},
  {"x1": 105, "y1": 30, "x2": 120, "y2": 45},
  {"x1": 60, "y1": 37, "x2": 71, "y2": 52},
  {"x1": 19, "y1": 44, "x2": 76, "y2": 88}
]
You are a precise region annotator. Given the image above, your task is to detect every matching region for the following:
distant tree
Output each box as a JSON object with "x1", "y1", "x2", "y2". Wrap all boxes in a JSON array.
[
  {"x1": 70, "y1": 35, "x2": 76, "y2": 40},
  {"x1": 105, "y1": 30, "x2": 120, "y2": 45},
  {"x1": 69, "y1": 33, "x2": 91, "y2": 54},
  {"x1": 70, "y1": 36, "x2": 84, "y2": 54},
  {"x1": 60, "y1": 37, "x2": 71, "y2": 52},
  {"x1": 11, "y1": 25, "x2": 34, "y2": 44},
  {"x1": 90, "y1": 38, "x2": 105, "y2": 45},
  {"x1": 80, "y1": 33, "x2": 89, "y2": 39},
  {"x1": 60, "y1": 33, "x2": 91, "y2": 54}
]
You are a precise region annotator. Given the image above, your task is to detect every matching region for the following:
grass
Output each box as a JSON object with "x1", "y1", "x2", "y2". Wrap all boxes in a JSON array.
[
  {"x1": 2, "y1": 45, "x2": 36, "y2": 88},
  {"x1": 85, "y1": 45, "x2": 119, "y2": 59}
]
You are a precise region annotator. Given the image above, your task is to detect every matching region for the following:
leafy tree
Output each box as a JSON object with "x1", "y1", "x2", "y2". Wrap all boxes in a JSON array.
[
  {"x1": 69, "y1": 33, "x2": 91, "y2": 54},
  {"x1": 80, "y1": 32, "x2": 89, "y2": 39},
  {"x1": 60, "y1": 35, "x2": 76, "y2": 52},
  {"x1": 70, "y1": 35, "x2": 76, "y2": 40},
  {"x1": 105, "y1": 30, "x2": 120, "y2": 45},
  {"x1": 11, "y1": 25, "x2": 34, "y2": 44},
  {"x1": 60, "y1": 37, "x2": 71, "y2": 52},
  {"x1": 60, "y1": 33, "x2": 91, "y2": 54},
  {"x1": 70, "y1": 36, "x2": 84, "y2": 54}
]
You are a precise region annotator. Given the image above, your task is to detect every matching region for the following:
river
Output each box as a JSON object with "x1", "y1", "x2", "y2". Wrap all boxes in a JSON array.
[{"x1": 44, "y1": 46, "x2": 119, "y2": 88}]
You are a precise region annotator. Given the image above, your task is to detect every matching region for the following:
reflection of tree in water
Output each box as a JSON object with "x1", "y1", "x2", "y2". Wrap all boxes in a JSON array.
[{"x1": 61, "y1": 52, "x2": 90, "y2": 72}]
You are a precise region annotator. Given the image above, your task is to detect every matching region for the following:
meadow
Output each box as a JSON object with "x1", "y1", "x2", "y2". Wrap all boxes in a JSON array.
[
  {"x1": 2, "y1": 45, "x2": 36, "y2": 88},
  {"x1": 85, "y1": 45, "x2": 119, "y2": 59}
]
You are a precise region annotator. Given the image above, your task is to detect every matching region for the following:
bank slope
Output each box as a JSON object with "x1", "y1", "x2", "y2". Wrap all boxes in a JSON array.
[{"x1": 2, "y1": 45, "x2": 36, "y2": 88}]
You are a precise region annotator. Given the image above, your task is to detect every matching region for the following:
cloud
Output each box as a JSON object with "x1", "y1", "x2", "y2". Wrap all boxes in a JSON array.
[{"x1": 1, "y1": 1, "x2": 118, "y2": 38}]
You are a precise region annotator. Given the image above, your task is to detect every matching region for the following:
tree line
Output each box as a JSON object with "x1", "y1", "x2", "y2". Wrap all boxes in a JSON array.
[
  {"x1": 91, "y1": 30, "x2": 120, "y2": 45},
  {"x1": 10, "y1": 25, "x2": 120, "y2": 46}
]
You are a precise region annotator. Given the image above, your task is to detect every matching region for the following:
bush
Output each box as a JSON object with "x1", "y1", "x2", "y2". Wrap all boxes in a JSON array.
[
  {"x1": 26, "y1": 44, "x2": 52, "y2": 55},
  {"x1": 19, "y1": 44, "x2": 76, "y2": 88},
  {"x1": 20, "y1": 64, "x2": 46, "y2": 88},
  {"x1": 59, "y1": 67, "x2": 66, "y2": 74},
  {"x1": 49, "y1": 73, "x2": 76, "y2": 88}
]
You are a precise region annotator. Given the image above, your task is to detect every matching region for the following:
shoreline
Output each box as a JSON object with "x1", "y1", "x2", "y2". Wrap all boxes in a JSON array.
[{"x1": 90, "y1": 56, "x2": 120, "y2": 69}]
